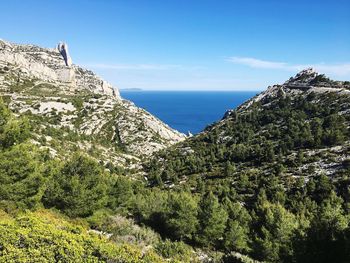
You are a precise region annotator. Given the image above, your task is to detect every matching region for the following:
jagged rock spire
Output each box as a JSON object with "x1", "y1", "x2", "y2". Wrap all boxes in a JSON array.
[{"x1": 57, "y1": 42, "x2": 72, "y2": 67}]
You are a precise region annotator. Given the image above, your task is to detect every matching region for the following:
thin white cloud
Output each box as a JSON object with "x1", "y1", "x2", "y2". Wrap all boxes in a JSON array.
[
  {"x1": 313, "y1": 64, "x2": 350, "y2": 76},
  {"x1": 228, "y1": 57, "x2": 288, "y2": 69},
  {"x1": 227, "y1": 56, "x2": 350, "y2": 76}
]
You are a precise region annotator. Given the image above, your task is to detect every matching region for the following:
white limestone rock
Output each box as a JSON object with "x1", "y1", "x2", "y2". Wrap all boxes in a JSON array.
[
  {"x1": 223, "y1": 68, "x2": 350, "y2": 119},
  {"x1": 284, "y1": 67, "x2": 319, "y2": 86},
  {"x1": 0, "y1": 39, "x2": 121, "y2": 99}
]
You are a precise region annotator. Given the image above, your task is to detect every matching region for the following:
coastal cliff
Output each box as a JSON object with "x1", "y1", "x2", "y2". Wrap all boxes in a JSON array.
[{"x1": 0, "y1": 40, "x2": 185, "y2": 168}]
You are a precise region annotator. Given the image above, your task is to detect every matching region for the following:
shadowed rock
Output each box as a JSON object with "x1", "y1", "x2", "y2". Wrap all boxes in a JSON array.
[{"x1": 57, "y1": 42, "x2": 72, "y2": 66}]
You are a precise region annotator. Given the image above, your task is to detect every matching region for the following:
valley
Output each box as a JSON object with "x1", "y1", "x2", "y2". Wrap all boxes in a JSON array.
[{"x1": 1, "y1": 40, "x2": 350, "y2": 263}]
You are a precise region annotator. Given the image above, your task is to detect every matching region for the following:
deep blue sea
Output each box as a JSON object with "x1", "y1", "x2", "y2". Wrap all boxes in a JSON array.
[{"x1": 120, "y1": 91, "x2": 259, "y2": 134}]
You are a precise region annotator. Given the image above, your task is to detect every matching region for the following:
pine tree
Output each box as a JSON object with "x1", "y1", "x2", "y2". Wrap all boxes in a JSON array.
[
  {"x1": 252, "y1": 198, "x2": 299, "y2": 262},
  {"x1": 165, "y1": 192, "x2": 199, "y2": 240},
  {"x1": 0, "y1": 143, "x2": 45, "y2": 209},
  {"x1": 196, "y1": 192, "x2": 228, "y2": 247},
  {"x1": 43, "y1": 154, "x2": 109, "y2": 217},
  {"x1": 224, "y1": 161, "x2": 235, "y2": 177},
  {"x1": 223, "y1": 199, "x2": 252, "y2": 253}
]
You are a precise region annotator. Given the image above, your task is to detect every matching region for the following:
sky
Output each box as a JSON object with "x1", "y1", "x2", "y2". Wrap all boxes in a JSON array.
[{"x1": 1, "y1": 0, "x2": 350, "y2": 90}]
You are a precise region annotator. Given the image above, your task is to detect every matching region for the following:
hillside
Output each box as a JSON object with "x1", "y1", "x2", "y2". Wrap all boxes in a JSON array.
[
  {"x1": 143, "y1": 69, "x2": 350, "y2": 262},
  {"x1": 149, "y1": 68, "x2": 350, "y2": 185},
  {"x1": 0, "y1": 209, "x2": 165, "y2": 262},
  {"x1": 0, "y1": 39, "x2": 185, "y2": 172},
  {"x1": 1, "y1": 39, "x2": 350, "y2": 262}
]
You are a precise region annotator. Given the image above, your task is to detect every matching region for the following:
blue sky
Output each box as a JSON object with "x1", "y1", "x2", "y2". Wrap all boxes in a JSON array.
[{"x1": 1, "y1": 0, "x2": 350, "y2": 90}]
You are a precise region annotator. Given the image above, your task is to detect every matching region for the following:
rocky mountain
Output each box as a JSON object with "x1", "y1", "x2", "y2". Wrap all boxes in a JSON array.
[
  {"x1": 138, "y1": 69, "x2": 350, "y2": 262},
  {"x1": 0, "y1": 39, "x2": 118, "y2": 98},
  {"x1": 236, "y1": 68, "x2": 350, "y2": 111},
  {"x1": 148, "y1": 69, "x2": 350, "y2": 185},
  {"x1": 0, "y1": 40, "x2": 185, "y2": 169}
]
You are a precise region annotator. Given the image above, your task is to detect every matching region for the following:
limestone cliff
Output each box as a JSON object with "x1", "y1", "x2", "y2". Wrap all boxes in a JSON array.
[
  {"x1": 0, "y1": 39, "x2": 185, "y2": 169},
  {"x1": 0, "y1": 39, "x2": 120, "y2": 99}
]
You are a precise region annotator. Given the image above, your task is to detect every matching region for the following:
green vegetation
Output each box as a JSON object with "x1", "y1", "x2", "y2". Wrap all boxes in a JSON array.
[
  {"x1": 0, "y1": 99, "x2": 196, "y2": 262},
  {"x1": 0, "y1": 210, "x2": 163, "y2": 263},
  {"x1": 43, "y1": 154, "x2": 110, "y2": 217},
  {"x1": 0, "y1": 144, "x2": 45, "y2": 210},
  {"x1": 1, "y1": 78, "x2": 350, "y2": 262},
  {"x1": 142, "y1": 91, "x2": 350, "y2": 262}
]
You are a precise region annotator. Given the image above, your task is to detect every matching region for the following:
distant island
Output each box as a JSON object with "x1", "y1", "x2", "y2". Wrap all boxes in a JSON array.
[{"x1": 119, "y1": 88, "x2": 143, "y2": 91}]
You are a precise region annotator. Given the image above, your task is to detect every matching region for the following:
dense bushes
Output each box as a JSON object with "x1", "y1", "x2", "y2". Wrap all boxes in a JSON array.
[
  {"x1": 0, "y1": 99, "x2": 44, "y2": 210},
  {"x1": 0, "y1": 144, "x2": 45, "y2": 209},
  {"x1": 43, "y1": 154, "x2": 109, "y2": 217},
  {"x1": 0, "y1": 210, "x2": 163, "y2": 262},
  {"x1": 155, "y1": 239, "x2": 194, "y2": 262},
  {"x1": 0, "y1": 98, "x2": 30, "y2": 149}
]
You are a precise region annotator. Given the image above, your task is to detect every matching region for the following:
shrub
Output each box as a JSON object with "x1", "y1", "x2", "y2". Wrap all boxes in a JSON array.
[
  {"x1": 43, "y1": 154, "x2": 109, "y2": 217},
  {"x1": 0, "y1": 144, "x2": 45, "y2": 210},
  {"x1": 0, "y1": 209, "x2": 164, "y2": 262},
  {"x1": 156, "y1": 239, "x2": 194, "y2": 262}
]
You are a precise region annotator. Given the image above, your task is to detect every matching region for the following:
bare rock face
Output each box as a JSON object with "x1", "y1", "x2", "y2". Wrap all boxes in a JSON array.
[
  {"x1": 57, "y1": 42, "x2": 72, "y2": 67},
  {"x1": 284, "y1": 67, "x2": 318, "y2": 86},
  {"x1": 226, "y1": 68, "x2": 350, "y2": 116},
  {"x1": 0, "y1": 39, "x2": 121, "y2": 99}
]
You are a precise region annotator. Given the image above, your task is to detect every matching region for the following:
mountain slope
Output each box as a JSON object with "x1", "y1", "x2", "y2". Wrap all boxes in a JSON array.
[
  {"x1": 148, "y1": 69, "x2": 350, "y2": 187},
  {"x1": 140, "y1": 69, "x2": 350, "y2": 262},
  {"x1": 0, "y1": 40, "x2": 185, "y2": 169}
]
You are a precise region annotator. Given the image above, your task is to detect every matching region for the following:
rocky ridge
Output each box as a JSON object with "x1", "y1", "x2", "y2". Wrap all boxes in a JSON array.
[
  {"x1": 216, "y1": 70, "x2": 350, "y2": 177},
  {"x1": 0, "y1": 39, "x2": 119, "y2": 98},
  {"x1": 0, "y1": 40, "x2": 185, "y2": 168},
  {"x1": 227, "y1": 67, "x2": 350, "y2": 114},
  {"x1": 151, "y1": 69, "x2": 350, "y2": 187}
]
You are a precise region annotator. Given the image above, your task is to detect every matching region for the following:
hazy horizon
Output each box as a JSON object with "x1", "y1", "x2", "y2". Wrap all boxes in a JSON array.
[{"x1": 119, "y1": 88, "x2": 262, "y2": 91}]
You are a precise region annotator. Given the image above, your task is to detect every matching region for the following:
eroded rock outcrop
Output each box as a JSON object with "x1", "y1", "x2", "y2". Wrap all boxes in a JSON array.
[
  {"x1": 0, "y1": 39, "x2": 121, "y2": 99},
  {"x1": 57, "y1": 42, "x2": 72, "y2": 67}
]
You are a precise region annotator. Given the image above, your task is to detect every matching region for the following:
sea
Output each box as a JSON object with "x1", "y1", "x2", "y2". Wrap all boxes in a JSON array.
[{"x1": 120, "y1": 90, "x2": 259, "y2": 134}]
